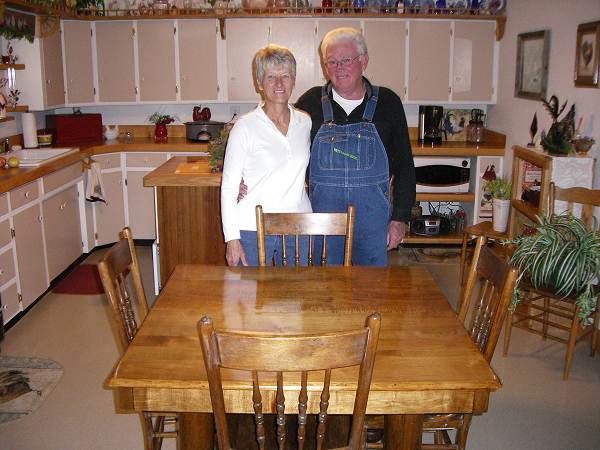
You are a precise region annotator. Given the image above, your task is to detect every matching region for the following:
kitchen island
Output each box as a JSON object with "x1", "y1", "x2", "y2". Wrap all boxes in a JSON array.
[{"x1": 143, "y1": 156, "x2": 225, "y2": 288}]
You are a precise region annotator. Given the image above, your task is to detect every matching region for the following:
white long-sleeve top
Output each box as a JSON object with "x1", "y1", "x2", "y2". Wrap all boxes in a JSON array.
[{"x1": 221, "y1": 104, "x2": 312, "y2": 242}]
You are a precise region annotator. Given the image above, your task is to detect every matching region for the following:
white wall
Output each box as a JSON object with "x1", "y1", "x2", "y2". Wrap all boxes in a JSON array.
[{"x1": 487, "y1": 0, "x2": 600, "y2": 183}]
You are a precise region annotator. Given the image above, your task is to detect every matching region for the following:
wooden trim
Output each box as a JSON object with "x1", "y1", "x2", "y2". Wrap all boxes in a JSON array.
[
  {"x1": 0, "y1": 117, "x2": 15, "y2": 123},
  {"x1": 0, "y1": 64, "x2": 25, "y2": 70},
  {"x1": 416, "y1": 192, "x2": 475, "y2": 202},
  {"x1": 6, "y1": 105, "x2": 29, "y2": 113}
]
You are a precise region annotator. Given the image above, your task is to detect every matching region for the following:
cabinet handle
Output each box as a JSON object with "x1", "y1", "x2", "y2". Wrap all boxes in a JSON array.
[
  {"x1": 60, "y1": 203, "x2": 66, "y2": 210},
  {"x1": 38, "y1": 215, "x2": 43, "y2": 223},
  {"x1": 24, "y1": 191, "x2": 30, "y2": 198},
  {"x1": 0, "y1": 304, "x2": 6, "y2": 310},
  {"x1": 0, "y1": 268, "x2": 4, "y2": 275}
]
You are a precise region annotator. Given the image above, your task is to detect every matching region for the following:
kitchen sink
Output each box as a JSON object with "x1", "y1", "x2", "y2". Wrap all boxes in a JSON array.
[{"x1": 2, "y1": 148, "x2": 79, "y2": 167}]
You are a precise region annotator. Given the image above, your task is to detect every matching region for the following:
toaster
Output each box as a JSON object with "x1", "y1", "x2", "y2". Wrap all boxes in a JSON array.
[{"x1": 46, "y1": 113, "x2": 104, "y2": 146}]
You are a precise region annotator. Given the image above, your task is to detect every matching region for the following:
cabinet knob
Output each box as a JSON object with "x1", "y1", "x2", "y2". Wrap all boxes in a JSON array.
[
  {"x1": 0, "y1": 268, "x2": 4, "y2": 275},
  {"x1": 24, "y1": 191, "x2": 30, "y2": 199},
  {"x1": 0, "y1": 304, "x2": 6, "y2": 310},
  {"x1": 60, "y1": 203, "x2": 65, "y2": 210}
]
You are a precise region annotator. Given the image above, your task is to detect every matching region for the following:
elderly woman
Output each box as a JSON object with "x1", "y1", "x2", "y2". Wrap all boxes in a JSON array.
[{"x1": 221, "y1": 44, "x2": 312, "y2": 266}]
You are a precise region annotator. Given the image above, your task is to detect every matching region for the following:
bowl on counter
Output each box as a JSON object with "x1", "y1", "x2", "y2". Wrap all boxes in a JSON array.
[{"x1": 37, "y1": 133, "x2": 53, "y2": 146}]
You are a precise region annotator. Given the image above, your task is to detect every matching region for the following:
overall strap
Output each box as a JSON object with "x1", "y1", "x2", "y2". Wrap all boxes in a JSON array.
[
  {"x1": 321, "y1": 85, "x2": 334, "y2": 124},
  {"x1": 362, "y1": 85, "x2": 379, "y2": 123}
]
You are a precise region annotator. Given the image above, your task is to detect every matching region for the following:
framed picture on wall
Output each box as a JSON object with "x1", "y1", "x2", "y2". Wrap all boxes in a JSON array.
[
  {"x1": 574, "y1": 21, "x2": 600, "y2": 87},
  {"x1": 515, "y1": 30, "x2": 550, "y2": 100}
]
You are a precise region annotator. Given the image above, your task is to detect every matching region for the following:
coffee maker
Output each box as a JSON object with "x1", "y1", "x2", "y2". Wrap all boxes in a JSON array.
[{"x1": 418, "y1": 105, "x2": 444, "y2": 144}]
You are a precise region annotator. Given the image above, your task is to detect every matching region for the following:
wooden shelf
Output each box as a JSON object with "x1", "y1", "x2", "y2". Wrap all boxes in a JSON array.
[
  {"x1": 6, "y1": 106, "x2": 29, "y2": 113},
  {"x1": 416, "y1": 192, "x2": 475, "y2": 202},
  {"x1": 0, "y1": 117, "x2": 16, "y2": 123},
  {"x1": 0, "y1": 64, "x2": 25, "y2": 70},
  {"x1": 403, "y1": 232, "x2": 463, "y2": 245}
]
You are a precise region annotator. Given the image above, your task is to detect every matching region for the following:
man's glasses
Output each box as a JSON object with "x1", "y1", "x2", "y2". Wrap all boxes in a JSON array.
[{"x1": 325, "y1": 55, "x2": 362, "y2": 69}]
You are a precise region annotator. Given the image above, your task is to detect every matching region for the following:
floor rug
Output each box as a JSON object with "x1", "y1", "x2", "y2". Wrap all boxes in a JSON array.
[
  {"x1": 0, "y1": 356, "x2": 63, "y2": 424},
  {"x1": 414, "y1": 247, "x2": 461, "y2": 265},
  {"x1": 52, "y1": 264, "x2": 105, "y2": 295}
]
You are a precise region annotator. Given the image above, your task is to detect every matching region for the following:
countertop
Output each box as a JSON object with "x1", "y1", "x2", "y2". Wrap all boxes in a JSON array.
[{"x1": 143, "y1": 156, "x2": 221, "y2": 188}]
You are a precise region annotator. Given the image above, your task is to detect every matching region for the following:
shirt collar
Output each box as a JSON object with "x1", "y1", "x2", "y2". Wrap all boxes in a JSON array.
[{"x1": 325, "y1": 77, "x2": 373, "y2": 101}]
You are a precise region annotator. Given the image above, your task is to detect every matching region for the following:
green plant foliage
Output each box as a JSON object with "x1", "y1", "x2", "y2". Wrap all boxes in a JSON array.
[
  {"x1": 505, "y1": 213, "x2": 600, "y2": 324},
  {"x1": 148, "y1": 112, "x2": 176, "y2": 125},
  {"x1": 208, "y1": 127, "x2": 230, "y2": 171},
  {"x1": 483, "y1": 177, "x2": 511, "y2": 200}
]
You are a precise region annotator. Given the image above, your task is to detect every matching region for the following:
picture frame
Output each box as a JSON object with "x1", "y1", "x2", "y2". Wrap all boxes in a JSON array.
[
  {"x1": 514, "y1": 30, "x2": 550, "y2": 100},
  {"x1": 574, "y1": 21, "x2": 600, "y2": 87}
]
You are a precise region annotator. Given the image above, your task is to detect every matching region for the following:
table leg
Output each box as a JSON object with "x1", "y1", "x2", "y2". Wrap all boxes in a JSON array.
[
  {"x1": 384, "y1": 414, "x2": 423, "y2": 450},
  {"x1": 178, "y1": 412, "x2": 214, "y2": 450}
]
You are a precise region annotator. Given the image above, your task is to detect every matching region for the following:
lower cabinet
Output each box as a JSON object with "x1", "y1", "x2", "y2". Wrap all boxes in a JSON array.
[
  {"x1": 13, "y1": 203, "x2": 48, "y2": 309},
  {"x1": 126, "y1": 170, "x2": 156, "y2": 239},
  {"x1": 43, "y1": 185, "x2": 83, "y2": 281},
  {"x1": 94, "y1": 171, "x2": 126, "y2": 246},
  {"x1": 1, "y1": 283, "x2": 20, "y2": 325}
]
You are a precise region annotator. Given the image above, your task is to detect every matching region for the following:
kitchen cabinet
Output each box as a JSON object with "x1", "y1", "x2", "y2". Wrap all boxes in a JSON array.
[
  {"x1": 41, "y1": 29, "x2": 66, "y2": 108},
  {"x1": 452, "y1": 21, "x2": 496, "y2": 102},
  {"x1": 407, "y1": 21, "x2": 451, "y2": 102},
  {"x1": 226, "y1": 19, "x2": 270, "y2": 101},
  {"x1": 43, "y1": 185, "x2": 82, "y2": 281},
  {"x1": 178, "y1": 19, "x2": 218, "y2": 101},
  {"x1": 96, "y1": 21, "x2": 136, "y2": 102},
  {"x1": 137, "y1": 20, "x2": 177, "y2": 102},
  {"x1": 363, "y1": 19, "x2": 406, "y2": 100},
  {"x1": 94, "y1": 171, "x2": 126, "y2": 246},
  {"x1": 1, "y1": 283, "x2": 20, "y2": 326},
  {"x1": 63, "y1": 20, "x2": 95, "y2": 104},
  {"x1": 13, "y1": 203, "x2": 48, "y2": 309},
  {"x1": 315, "y1": 19, "x2": 361, "y2": 85}
]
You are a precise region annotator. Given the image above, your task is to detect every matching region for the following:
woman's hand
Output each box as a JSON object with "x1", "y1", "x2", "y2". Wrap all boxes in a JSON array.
[{"x1": 226, "y1": 239, "x2": 249, "y2": 266}]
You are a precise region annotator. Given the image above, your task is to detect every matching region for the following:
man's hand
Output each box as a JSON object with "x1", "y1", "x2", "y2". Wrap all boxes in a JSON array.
[
  {"x1": 387, "y1": 220, "x2": 407, "y2": 250},
  {"x1": 226, "y1": 239, "x2": 248, "y2": 266},
  {"x1": 237, "y1": 178, "x2": 247, "y2": 203}
]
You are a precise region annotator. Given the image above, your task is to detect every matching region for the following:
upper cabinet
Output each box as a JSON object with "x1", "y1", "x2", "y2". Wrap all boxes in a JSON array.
[
  {"x1": 63, "y1": 21, "x2": 95, "y2": 104},
  {"x1": 178, "y1": 20, "x2": 219, "y2": 101},
  {"x1": 19, "y1": 16, "x2": 499, "y2": 107},
  {"x1": 138, "y1": 20, "x2": 177, "y2": 101},
  {"x1": 96, "y1": 21, "x2": 137, "y2": 102},
  {"x1": 40, "y1": 29, "x2": 66, "y2": 108}
]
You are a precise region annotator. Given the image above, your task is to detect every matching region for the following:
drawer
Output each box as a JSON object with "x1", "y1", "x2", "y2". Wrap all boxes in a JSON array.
[
  {"x1": 0, "y1": 193, "x2": 8, "y2": 217},
  {"x1": 0, "y1": 249, "x2": 16, "y2": 286},
  {"x1": 126, "y1": 153, "x2": 167, "y2": 168},
  {"x1": 44, "y1": 163, "x2": 83, "y2": 193},
  {"x1": 94, "y1": 153, "x2": 121, "y2": 170},
  {"x1": 0, "y1": 220, "x2": 11, "y2": 249},
  {"x1": 10, "y1": 181, "x2": 39, "y2": 210}
]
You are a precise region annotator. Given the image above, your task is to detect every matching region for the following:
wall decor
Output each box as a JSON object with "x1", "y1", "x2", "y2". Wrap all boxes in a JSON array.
[
  {"x1": 574, "y1": 21, "x2": 600, "y2": 87},
  {"x1": 515, "y1": 30, "x2": 550, "y2": 100}
]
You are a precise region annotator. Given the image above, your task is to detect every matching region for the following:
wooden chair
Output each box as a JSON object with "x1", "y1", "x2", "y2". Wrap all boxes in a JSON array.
[
  {"x1": 366, "y1": 236, "x2": 517, "y2": 450},
  {"x1": 198, "y1": 312, "x2": 381, "y2": 450},
  {"x1": 97, "y1": 227, "x2": 177, "y2": 450},
  {"x1": 255, "y1": 205, "x2": 355, "y2": 266},
  {"x1": 503, "y1": 182, "x2": 600, "y2": 380}
]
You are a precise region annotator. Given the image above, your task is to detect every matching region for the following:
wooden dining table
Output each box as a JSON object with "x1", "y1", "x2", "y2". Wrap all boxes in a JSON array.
[{"x1": 106, "y1": 264, "x2": 501, "y2": 450}]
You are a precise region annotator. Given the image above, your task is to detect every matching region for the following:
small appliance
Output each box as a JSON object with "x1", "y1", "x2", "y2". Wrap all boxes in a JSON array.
[
  {"x1": 414, "y1": 157, "x2": 471, "y2": 193},
  {"x1": 46, "y1": 113, "x2": 103, "y2": 146},
  {"x1": 418, "y1": 105, "x2": 444, "y2": 144},
  {"x1": 185, "y1": 120, "x2": 225, "y2": 142},
  {"x1": 410, "y1": 216, "x2": 442, "y2": 236}
]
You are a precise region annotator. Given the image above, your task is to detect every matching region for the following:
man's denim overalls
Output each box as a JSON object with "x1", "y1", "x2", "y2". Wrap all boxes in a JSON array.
[{"x1": 309, "y1": 85, "x2": 390, "y2": 266}]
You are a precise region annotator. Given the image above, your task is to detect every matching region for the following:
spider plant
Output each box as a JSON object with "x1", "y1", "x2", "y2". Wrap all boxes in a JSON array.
[{"x1": 506, "y1": 213, "x2": 600, "y2": 324}]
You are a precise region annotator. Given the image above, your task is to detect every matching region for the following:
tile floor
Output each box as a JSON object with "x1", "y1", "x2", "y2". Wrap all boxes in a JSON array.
[{"x1": 0, "y1": 246, "x2": 599, "y2": 450}]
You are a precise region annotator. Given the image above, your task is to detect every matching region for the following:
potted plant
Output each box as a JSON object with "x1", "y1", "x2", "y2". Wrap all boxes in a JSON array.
[
  {"x1": 148, "y1": 112, "x2": 177, "y2": 143},
  {"x1": 483, "y1": 177, "x2": 511, "y2": 232},
  {"x1": 208, "y1": 127, "x2": 230, "y2": 172},
  {"x1": 506, "y1": 213, "x2": 600, "y2": 324},
  {"x1": 540, "y1": 95, "x2": 576, "y2": 155}
]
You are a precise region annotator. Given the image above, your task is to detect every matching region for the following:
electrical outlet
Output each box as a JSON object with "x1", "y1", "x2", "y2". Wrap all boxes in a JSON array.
[{"x1": 230, "y1": 105, "x2": 240, "y2": 117}]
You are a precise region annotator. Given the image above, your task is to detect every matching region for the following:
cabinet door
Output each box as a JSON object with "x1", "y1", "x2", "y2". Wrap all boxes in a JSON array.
[
  {"x1": 41, "y1": 29, "x2": 65, "y2": 108},
  {"x1": 364, "y1": 20, "x2": 406, "y2": 100},
  {"x1": 270, "y1": 19, "x2": 317, "y2": 103},
  {"x1": 316, "y1": 19, "x2": 361, "y2": 85},
  {"x1": 452, "y1": 21, "x2": 495, "y2": 102},
  {"x1": 1, "y1": 283, "x2": 20, "y2": 325},
  {"x1": 43, "y1": 186, "x2": 82, "y2": 281},
  {"x1": 96, "y1": 21, "x2": 136, "y2": 102},
  {"x1": 407, "y1": 21, "x2": 451, "y2": 101},
  {"x1": 13, "y1": 204, "x2": 48, "y2": 309},
  {"x1": 126, "y1": 171, "x2": 155, "y2": 240},
  {"x1": 226, "y1": 19, "x2": 269, "y2": 101},
  {"x1": 63, "y1": 21, "x2": 95, "y2": 104},
  {"x1": 95, "y1": 171, "x2": 126, "y2": 246},
  {"x1": 138, "y1": 20, "x2": 177, "y2": 102},
  {"x1": 178, "y1": 19, "x2": 218, "y2": 101}
]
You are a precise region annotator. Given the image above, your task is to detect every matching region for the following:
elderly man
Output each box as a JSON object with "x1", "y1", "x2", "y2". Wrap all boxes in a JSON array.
[{"x1": 296, "y1": 27, "x2": 415, "y2": 266}]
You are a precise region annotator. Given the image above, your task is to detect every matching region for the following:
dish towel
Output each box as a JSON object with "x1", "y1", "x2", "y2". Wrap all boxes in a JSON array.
[{"x1": 85, "y1": 162, "x2": 107, "y2": 204}]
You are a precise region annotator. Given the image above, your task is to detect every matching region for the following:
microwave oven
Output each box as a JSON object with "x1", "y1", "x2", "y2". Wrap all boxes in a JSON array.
[{"x1": 414, "y1": 157, "x2": 470, "y2": 193}]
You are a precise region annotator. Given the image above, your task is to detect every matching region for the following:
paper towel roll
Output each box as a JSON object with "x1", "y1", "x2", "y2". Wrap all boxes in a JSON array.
[{"x1": 22, "y1": 112, "x2": 38, "y2": 149}]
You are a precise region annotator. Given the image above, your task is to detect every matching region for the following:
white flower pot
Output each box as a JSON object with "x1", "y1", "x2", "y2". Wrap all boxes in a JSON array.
[{"x1": 492, "y1": 198, "x2": 510, "y2": 233}]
